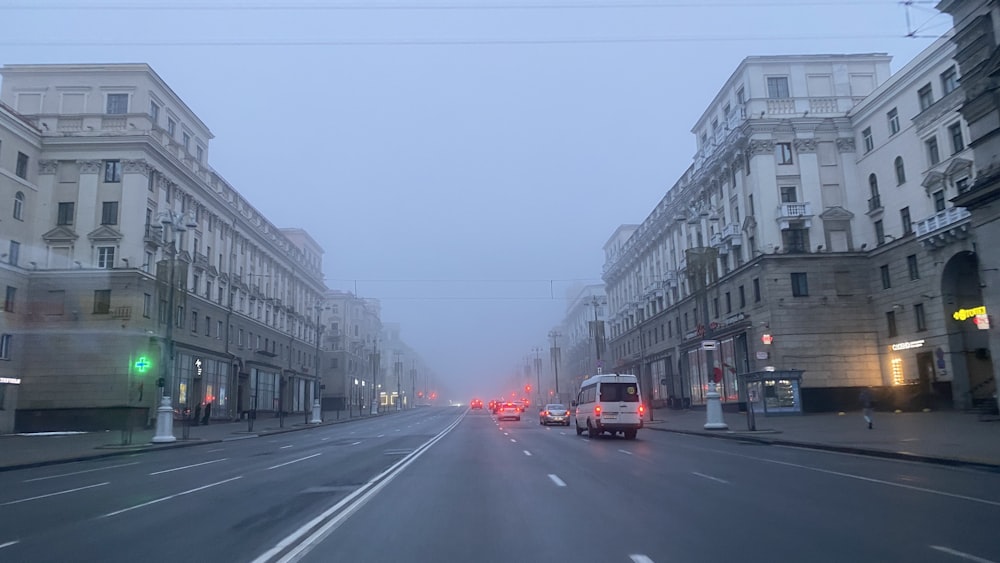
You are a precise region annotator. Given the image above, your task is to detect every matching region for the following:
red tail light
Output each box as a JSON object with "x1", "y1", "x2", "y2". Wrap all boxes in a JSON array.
[
  {"x1": 595, "y1": 405, "x2": 602, "y2": 417},
  {"x1": 542, "y1": 411, "x2": 548, "y2": 416},
  {"x1": 639, "y1": 404, "x2": 645, "y2": 415}
]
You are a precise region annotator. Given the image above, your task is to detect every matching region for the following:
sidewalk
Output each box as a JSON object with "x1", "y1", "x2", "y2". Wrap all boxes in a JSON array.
[
  {"x1": 644, "y1": 407, "x2": 1000, "y2": 471},
  {"x1": 0, "y1": 410, "x2": 375, "y2": 471}
]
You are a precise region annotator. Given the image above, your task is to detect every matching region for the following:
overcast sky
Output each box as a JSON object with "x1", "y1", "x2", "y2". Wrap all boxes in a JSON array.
[{"x1": 1, "y1": 0, "x2": 945, "y2": 401}]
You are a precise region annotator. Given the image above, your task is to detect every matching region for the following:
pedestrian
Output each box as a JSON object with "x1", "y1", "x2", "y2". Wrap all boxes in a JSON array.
[
  {"x1": 202, "y1": 401, "x2": 212, "y2": 425},
  {"x1": 193, "y1": 402, "x2": 202, "y2": 426},
  {"x1": 859, "y1": 387, "x2": 874, "y2": 429}
]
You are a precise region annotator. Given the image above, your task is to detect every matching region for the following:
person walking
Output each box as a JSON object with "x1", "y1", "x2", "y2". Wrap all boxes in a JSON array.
[
  {"x1": 859, "y1": 387, "x2": 874, "y2": 429},
  {"x1": 202, "y1": 401, "x2": 212, "y2": 425}
]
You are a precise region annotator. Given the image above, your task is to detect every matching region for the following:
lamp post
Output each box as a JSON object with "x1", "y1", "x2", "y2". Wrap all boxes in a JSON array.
[
  {"x1": 371, "y1": 338, "x2": 380, "y2": 415},
  {"x1": 548, "y1": 330, "x2": 562, "y2": 400},
  {"x1": 394, "y1": 351, "x2": 402, "y2": 411},
  {"x1": 686, "y1": 246, "x2": 727, "y2": 430},
  {"x1": 152, "y1": 209, "x2": 197, "y2": 443},
  {"x1": 590, "y1": 296, "x2": 607, "y2": 374},
  {"x1": 309, "y1": 304, "x2": 324, "y2": 424},
  {"x1": 531, "y1": 347, "x2": 543, "y2": 407}
]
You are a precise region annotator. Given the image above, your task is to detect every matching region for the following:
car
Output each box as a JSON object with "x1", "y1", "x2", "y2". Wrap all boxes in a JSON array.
[
  {"x1": 496, "y1": 402, "x2": 521, "y2": 421},
  {"x1": 539, "y1": 403, "x2": 571, "y2": 426},
  {"x1": 470, "y1": 398, "x2": 484, "y2": 409},
  {"x1": 573, "y1": 373, "x2": 644, "y2": 440}
]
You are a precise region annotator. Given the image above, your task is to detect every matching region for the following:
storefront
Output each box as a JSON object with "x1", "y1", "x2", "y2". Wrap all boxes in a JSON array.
[
  {"x1": 173, "y1": 351, "x2": 229, "y2": 418},
  {"x1": 684, "y1": 331, "x2": 750, "y2": 407}
]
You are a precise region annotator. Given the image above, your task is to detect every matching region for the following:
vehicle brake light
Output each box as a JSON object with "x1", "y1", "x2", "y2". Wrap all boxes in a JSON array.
[
  {"x1": 542, "y1": 411, "x2": 548, "y2": 416},
  {"x1": 595, "y1": 405, "x2": 602, "y2": 417},
  {"x1": 639, "y1": 404, "x2": 645, "y2": 415}
]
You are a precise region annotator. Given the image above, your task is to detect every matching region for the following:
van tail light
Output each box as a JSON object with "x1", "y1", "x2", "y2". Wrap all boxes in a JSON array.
[
  {"x1": 639, "y1": 404, "x2": 645, "y2": 415},
  {"x1": 595, "y1": 405, "x2": 602, "y2": 417}
]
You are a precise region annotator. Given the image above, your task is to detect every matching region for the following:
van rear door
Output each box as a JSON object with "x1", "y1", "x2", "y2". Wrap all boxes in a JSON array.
[{"x1": 599, "y1": 382, "x2": 641, "y2": 425}]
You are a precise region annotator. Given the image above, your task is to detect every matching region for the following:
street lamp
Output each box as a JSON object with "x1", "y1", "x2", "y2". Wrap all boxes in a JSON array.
[
  {"x1": 531, "y1": 346, "x2": 543, "y2": 406},
  {"x1": 548, "y1": 330, "x2": 562, "y2": 400},
  {"x1": 590, "y1": 296, "x2": 607, "y2": 374},
  {"x1": 152, "y1": 209, "x2": 198, "y2": 443},
  {"x1": 309, "y1": 304, "x2": 324, "y2": 424}
]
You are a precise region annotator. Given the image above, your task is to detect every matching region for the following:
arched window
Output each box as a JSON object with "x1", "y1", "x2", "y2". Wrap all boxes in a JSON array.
[
  {"x1": 13, "y1": 192, "x2": 24, "y2": 221},
  {"x1": 895, "y1": 156, "x2": 906, "y2": 185},
  {"x1": 869, "y1": 173, "x2": 879, "y2": 197}
]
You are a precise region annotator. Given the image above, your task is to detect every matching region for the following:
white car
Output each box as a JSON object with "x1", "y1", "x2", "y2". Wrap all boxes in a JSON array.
[{"x1": 573, "y1": 374, "x2": 644, "y2": 440}]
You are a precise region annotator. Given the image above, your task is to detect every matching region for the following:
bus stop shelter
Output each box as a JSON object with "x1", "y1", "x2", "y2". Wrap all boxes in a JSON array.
[{"x1": 740, "y1": 369, "x2": 805, "y2": 430}]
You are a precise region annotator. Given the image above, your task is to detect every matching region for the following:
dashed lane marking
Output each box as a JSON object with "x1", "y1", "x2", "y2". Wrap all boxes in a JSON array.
[
  {"x1": 618, "y1": 449, "x2": 633, "y2": 456},
  {"x1": 630, "y1": 555, "x2": 655, "y2": 563},
  {"x1": 692, "y1": 471, "x2": 729, "y2": 484},
  {"x1": 100, "y1": 476, "x2": 243, "y2": 518},
  {"x1": 929, "y1": 546, "x2": 997, "y2": 563},
  {"x1": 548, "y1": 474, "x2": 566, "y2": 487},
  {"x1": 0, "y1": 541, "x2": 19, "y2": 550},
  {"x1": 268, "y1": 454, "x2": 323, "y2": 470},
  {"x1": 523, "y1": 450, "x2": 532, "y2": 456},
  {"x1": 510, "y1": 439, "x2": 517, "y2": 443},
  {"x1": 2, "y1": 482, "x2": 109, "y2": 506},
  {"x1": 23, "y1": 462, "x2": 139, "y2": 483},
  {"x1": 280, "y1": 445, "x2": 293, "y2": 449},
  {"x1": 150, "y1": 458, "x2": 228, "y2": 476}
]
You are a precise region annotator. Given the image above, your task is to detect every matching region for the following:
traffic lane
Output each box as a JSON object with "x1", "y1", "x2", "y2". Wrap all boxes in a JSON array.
[
  {"x1": 0, "y1": 411, "x2": 465, "y2": 563},
  {"x1": 297, "y1": 408, "x2": 592, "y2": 563},
  {"x1": 513, "y1": 425, "x2": 1000, "y2": 562},
  {"x1": 0, "y1": 409, "x2": 463, "y2": 551}
]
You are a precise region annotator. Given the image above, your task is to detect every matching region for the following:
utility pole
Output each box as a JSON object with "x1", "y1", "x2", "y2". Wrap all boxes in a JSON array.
[
  {"x1": 394, "y1": 351, "x2": 402, "y2": 411},
  {"x1": 531, "y1": 347, "x2": 543, "y2": 407},
  {"x1": 371, "y1": 338, "x2": 380, "y2": 415},
  {"x1": 590, "y1": 296, "x2": 607, "y2": 374},
  {"x1": 548, "y1": 330, "x2": 561, "y2": 399}
]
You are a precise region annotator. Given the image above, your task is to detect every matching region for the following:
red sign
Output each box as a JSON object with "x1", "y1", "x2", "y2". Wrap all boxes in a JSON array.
[{"x1": 761, "y1": 334, "x2": 773, "y2": 345}]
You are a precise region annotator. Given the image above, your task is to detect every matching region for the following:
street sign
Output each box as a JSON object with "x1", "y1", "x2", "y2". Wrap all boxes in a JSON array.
[{"x1": 700, "y1": 340, "x2": 718, "y2": 351}]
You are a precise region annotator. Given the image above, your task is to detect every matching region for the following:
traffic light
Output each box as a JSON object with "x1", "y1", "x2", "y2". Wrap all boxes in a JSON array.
[{"x1": 525, "y1": 384, "x2": 532, "y2": 393}]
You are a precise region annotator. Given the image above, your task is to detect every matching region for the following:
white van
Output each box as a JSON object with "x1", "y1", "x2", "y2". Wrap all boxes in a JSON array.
[{"x1": 572, "y1": 374, "x2": 644, "y2": 439}]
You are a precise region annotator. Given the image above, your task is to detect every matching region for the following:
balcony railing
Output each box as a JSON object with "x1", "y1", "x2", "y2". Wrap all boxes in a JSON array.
[
  {"x1": 766, "y1": 98, "x2": 796, "y2": 115},
  {"x1": 914, "y1": 206, "x2": 971, "y2": 248},
  {"x1": 868, "y1": 195, "x2": 882, "y2": 212},
  {"x1": 777, "y1": 202, "x2": 813, "y2": 230}
]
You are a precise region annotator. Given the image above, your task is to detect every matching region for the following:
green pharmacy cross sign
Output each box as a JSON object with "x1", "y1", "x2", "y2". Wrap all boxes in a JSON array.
[{"x1": 134, "y1": 356, "x2": 152, "y2": 374}]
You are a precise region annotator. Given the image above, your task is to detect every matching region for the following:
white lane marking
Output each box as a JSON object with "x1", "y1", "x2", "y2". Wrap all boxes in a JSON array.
[
  {"x1": 395, "y1": 429, "x2": 401, "y2": 432},
  {"x1": 377, "y1": 434, "x2": 385, "y2": 438},
  {"x1": 321, "y1": 437, "x2": 331, "y2": 441},
  {"x1": 100, "y1": 476, "x2": 243, "y2": 518},
  {"x1": 560, "y1": 431, "x2": 566, "y2": 435},
  {"x1": 524, "y1": 450, "x2": 532, "y2": 456},
  {"x1": 349, "y1": 441, "x2": 362, "y2": 446},
  {"x1": 929, "y1": 546, "x2": 998, "y2": 563},
  {"x1": 23, "y1": 462, "x2": 140, "y2": 482},
  {"x1": 1, "y1": 482, "x2": 109, "y2": 506},
  {"x1": 223, "y1": 435, "x2": 255, "y2": 442},
  {"x1": 252, "y1": 411, "x2": 466, "y2": 563},
  {"x1": 510, "y1": 439, "x2": 517, "y2": 443},
  {"x1": 630, "y1": 555, "x2": 655, "y2": 563},
  {"x1": 692, "y1": 471, "x2": 729, "y2": 484},
  {"x1": 548, "y1": 474, "x2": 566, "y2": 487},
  {"x1": 674, "y1": 442, "x2": 1000, "y2": 508},
  {"x1": 149, "y1": 458, "x2": 227, "y2": 476},
  {"x1": 206, "y1": 448, "x2": 225, "y2": 453},
  {"x1": 267, "y1": 453, "x2": 323, "y2": 470},
  {"x1": 618, "y1": 449, "x2": 633, "y2": 456},
  {"x1": 280, "y1": 445, "x2": 293, "y2": 449},
  {"x1": 0, "y1": 541, "x2": 20, "y2": 550},
  {"x1": 504, "y1": 432, "x2": 509, "y2": 436}
]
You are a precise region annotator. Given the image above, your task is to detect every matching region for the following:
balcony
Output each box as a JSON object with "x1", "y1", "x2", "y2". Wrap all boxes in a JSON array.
[
  {"x1": 663, "y1": 270, "x2": 678, "y2": 287},
  {"x1": 722, "y1": 223, "x2": 741, "y2": 245},
  {"x1": 766, "y1": 98, "x2": 796, "y2": 115},
  {"x1": 143, "y1": 223, "x2": 162, "y2": 246},
  {"x1": 710, "y1": 232, "x2": 724, "y2": 248},
  {"x1": 808, "y1": 97, "x2": 838, "y2": 114},
  {"x1": 868, "y1": 194, "x2": 882, "y2": 213},
  {"x1": 776, "y1": 202, "x2": 813, "y2": 230},
  {"x1": 914, "y1": 206, "x2": 971, "y2": 248}
]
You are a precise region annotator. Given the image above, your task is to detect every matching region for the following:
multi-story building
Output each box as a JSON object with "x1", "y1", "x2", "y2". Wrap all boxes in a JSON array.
[
  {"x1": 322, "y1": 290, "x2": 381, "y2": 414},
  {"x1": 557, "y1": 283, "x2": 609, "y2": 397},
  {"x1": 604, "y1": 42, "x2": 988, "y2": 413},
  {"x1": 0, "y1": 63, "x2": 328, "y2": 432}
]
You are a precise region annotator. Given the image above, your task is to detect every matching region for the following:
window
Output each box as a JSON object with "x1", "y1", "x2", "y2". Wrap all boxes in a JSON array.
[
  {"x1": 739, "y1": 285, "x2": 746, "y2": 308},
  {"x1": 192, "y1": 311, "x2": 199, "y2": 332},
  {"x1": 13, "y1": 192, "x2": 24, "y2": 220},
  {"x1": 862, "y1": 127, "x2": 873, "y2": 153},
  {"x1": 777, "y1": 142, "x2": 793, "y2": 164},
  {"x1": 753, "y1": 278, "x2": 761, "y2": 302},
  {"x1": 167, "y1": 118, "x2": 176, "y2": 137},
  {"x1": 8, "y1": 241, "x2": 19, "y2": 267},
  {"x1": 15, "y1": 152, "x2": 28, "y2": 179},
  {"x1": 780, "y1": 186, "x2": 797, "y2": 203},
  {"x1": 196, "y1": 146, "x2": 204, "y2": 163},
  {"x1": 915, "y1": 303, "x2": 927, "y2": 331},
  {"x1": 957, "y1": 177, "x2": 970, "y2": 194},
  {"x1": 97, "y1": 246, "x2": 116, "y2": 269},
  {"x1": 150, "y1": 101, "x2": 160, "y2": 123},
  {"x1": 875, "y1": 220, "x2": 885, "y2": 245},
  {"x1": 0, "y1": 334, "x2": 10, "y2": 360},
  {"x1": 4, "y1": 286, "x2": 15, "y2": 312},
  {"x1": 103, "y1": 160, "x2": 121, "y2": 183},
  {"x1": 869, "y1": 174, "x2": 879, "y2": 198},
  {"x1": 918, "y1": 84, "x2": 934, "y2": 111},
  {"x1": 57, "y1": 202, "x2": 75, "y2": 225},
  {"x1": 106, "y1": 93, "x2": 129, "y2": 114},
  {"x1": 926, "y1": 137, "x2": 940, "y2": 166},
  {"x1": 880, "y1": 265, "x2": 891, "y2": 289},
  {"x1": 933, "y1": 190, "x2": 946, "y2": 212},
  {"x1": 886, "y1": 311, "x2": 898, "y2": 337},
  {"x1": 907, "y1": 254, "x2": 920, "y2": 280},
  {"x1": 182, "y1": 132, "x2": 190, "y2": 152},
  {"x1": 901, "y1": 207, "x2": 912, "y2": 235},
  {"x1": 767, "y1": 76, "x2": 790, "y2": 98},
  {"x1": 893, "y1": 157, "x2": 906, "y2": 185},
  {"x1": 205, "y1": 316, "x2": 211, "y2": 337},
  {"x1": 143, "y1": 293, "x2": 152, "y2": 318},
  {"x1": 887, "y1": 108, "x2": 900, "y2": 135},
  {"x1": 217, "y1": 320, "x2": 223, "y2": 339},
  {"x1": 791, "y1": 273, "x2": 809, "y2": 297},
  {"x1": 941, "y1": 66, "x2": 958, "y2": 95},
  {"x1": 93, "y1": 290, "x2": 111, "y2": 314},
  {"x1": 949, "y1": 123, "x2": 964, "y2": 154},
  {"x1": 101, "y1": 201, "x2": 119, "y2": 225},
  {"x1": 725, "y1": 292, "x2": 732, "y2": 314},
  {"x1": 782, "y1": 226, "x2": 809, "y2": 253}
]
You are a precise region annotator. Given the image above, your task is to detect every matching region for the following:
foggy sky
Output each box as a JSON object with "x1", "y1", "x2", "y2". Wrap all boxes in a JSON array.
[{"x1": 1, "y1": 0, "x2": 943, "y2": 400}]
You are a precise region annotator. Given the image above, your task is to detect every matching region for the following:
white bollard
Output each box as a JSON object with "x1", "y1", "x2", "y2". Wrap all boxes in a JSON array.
[
  {"x1": 309, "y1": 398, "x2": 322, "y2": 424},
  {"x1": 152, "y1": 396, "x2": 177, "y2": 443},
  {"x1": 703, "y1": 382, "x2": 729, "y2": 430}
]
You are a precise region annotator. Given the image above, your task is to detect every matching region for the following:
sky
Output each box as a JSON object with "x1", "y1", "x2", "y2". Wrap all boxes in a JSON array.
[{"x1": 0, "y1": 0, "x2": 946, "y2": 400}]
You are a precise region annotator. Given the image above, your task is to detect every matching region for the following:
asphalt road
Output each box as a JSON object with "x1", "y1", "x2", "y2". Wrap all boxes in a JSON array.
[{"x1": 2, "y1": 407, "x2": 1000, "y2": 563}]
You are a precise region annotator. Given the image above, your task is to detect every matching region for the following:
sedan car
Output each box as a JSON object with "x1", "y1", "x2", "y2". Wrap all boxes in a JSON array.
[
  {"x1": 470, "y1": 398, "x2": 484, "y2": 409},
  {"x1": 496, "y1": 402, "x2": 522, "y2": 421},
  {"x1": 539, "y1": 403, "x2": 571, "y2": 426}
]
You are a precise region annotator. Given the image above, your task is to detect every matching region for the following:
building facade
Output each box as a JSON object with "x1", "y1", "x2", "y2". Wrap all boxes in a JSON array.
[
  {"x1": 322, "y1": 290, "x2": 381, "y2": 415},
  {"x1": 557, "y1": 283, "x2": 609, "y2": 398},
  {"x1": 0, "y1": 64, "x2": 328, "y2": 432}
]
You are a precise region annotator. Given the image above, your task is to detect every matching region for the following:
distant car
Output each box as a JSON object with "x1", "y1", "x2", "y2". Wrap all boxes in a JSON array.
[
  {"x1": 471, "y1": 399, "x2": 484, "y2": 409},
  {"x1": 539, "y1": 403, "x2": 571, "y2": 426},
  {"x1": 496, "y1": 402, "x2": 521, "y2": 421}
]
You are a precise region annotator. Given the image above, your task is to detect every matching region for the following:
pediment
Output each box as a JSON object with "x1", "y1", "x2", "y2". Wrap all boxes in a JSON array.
[
  {"x1": 742, "y1": 215, "x2": 757, "y2": 232},
  {"x1": 944, "y1": 157, "x2": 973, "y2": 177},
  {"x1": 922, "y1": 171, "x2": 945, "y2": 189},
  {"x1": 42, "y1": 226, "x2": 79, "y2": 243},
  {"x1": 819, "y1": 206, "x2": 854, "y2": 221},
  {"x1": 86, "y1": 225, "x2": 123, "y2": 243}
]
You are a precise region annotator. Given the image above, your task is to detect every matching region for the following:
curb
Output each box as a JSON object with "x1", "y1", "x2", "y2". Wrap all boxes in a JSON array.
[{"x1": 648, "y1": 426, "x2": 1000, "y2": 473}]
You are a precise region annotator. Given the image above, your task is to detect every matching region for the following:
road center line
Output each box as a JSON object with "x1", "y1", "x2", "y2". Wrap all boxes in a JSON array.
[
  {"x1": 1, "y1": 482, "x2": 109, "y2": 506},
  {"x1": 0, "y1": 541, "x2": 20, "y2": 550},
  {"x1": 149, "y1": 458, "x2": 227, "y2": 476},
  {"x1": 548, "y1": 474, "x2": 566, "y2": 487},
  {"x1": 280, "y1": 445, "x2": 293, "y2": 449},
  {"x1": 206, "y1": 448, "x2": 225, "y2": 453},
  {"x1": 349, "y1": 441, "x2": 362, "y2": 446},
  {"x1": 524, "y1": 450, "x2": 532, "y2": 456},
  {"x1": 100, "y1": 476, "x2": 243, "y2": 518},
  {"x1": 268, "y1": 453, "x2": 323, "y2": 470},
  {"x1": 377, "y1": 434, "x2": 385, "y2": 438},
  {"x1": 23, "y1": 462, "x2": 139, "y2": 482},
  {"x1": 618, "y1": 449, "x2": 633, "y2": 456},
  {"x1": 630, "y1": 555, "x2": 655, "y2": 563},
  {"x1": 692, "y1": 471, "x2": 729, "y2": 484},
  {"x1": 321, "y1": 437, "x2": 331, "y2": 441},
  {"x1": 929, "y1": 545, "x2": 997, "y2": 563}
]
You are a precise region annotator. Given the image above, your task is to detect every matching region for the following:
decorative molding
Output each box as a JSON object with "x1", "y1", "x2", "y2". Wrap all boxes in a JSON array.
[
  {"x1": 818, "y1": 206, "x2": 854, "y2": 221},
  {"x1": 794, "y1": 138, "x2": 818, "y2": 153},
  {"x1": 86, "y1": 225, "x2": 123, "y2": 243},
  {"x1": 122, "y1": 159, "x2": 150, "y2": 176},
  {"x1": 748, "y1": 140, "x2": 774, "y2": 156},
  {"x1": 78, "y1": 160, "x2": 101, "y2": 174},
  {"x1": 42, "y1": 226, "x2": 79, "y2": 244},
  {"x1": 836, "y1": 137, "x2": 856, "y2": 153},
  {"x1": 38, "y1": 160, "x2": 58, "y2": 175}
]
